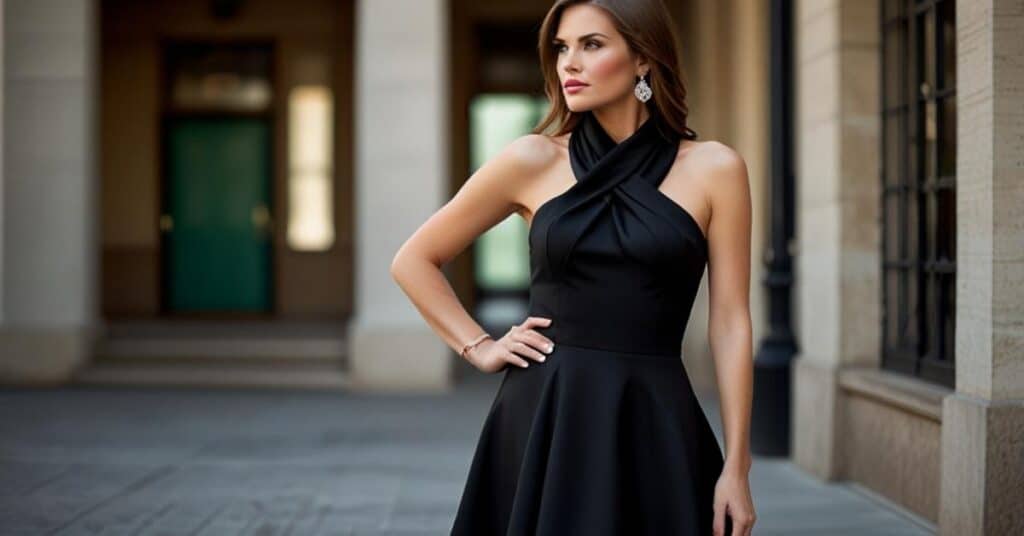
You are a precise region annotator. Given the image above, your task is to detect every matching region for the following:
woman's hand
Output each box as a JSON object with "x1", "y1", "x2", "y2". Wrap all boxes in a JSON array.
[
  {"x1": 466, "y1": 316, "x2": 555, "y2": 373},
  {"x1": 713, "y1": 467, "x2": 756, "y2": 536}
]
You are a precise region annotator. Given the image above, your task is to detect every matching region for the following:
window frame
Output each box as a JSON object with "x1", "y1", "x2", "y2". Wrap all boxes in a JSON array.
[{"x1": 878, "y1": 0, "x2": 957, "y2": 387}]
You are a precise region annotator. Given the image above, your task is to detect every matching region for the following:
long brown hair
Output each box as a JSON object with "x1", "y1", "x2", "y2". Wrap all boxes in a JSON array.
[{"x1": 531, "y1": 0, "x2": 697, "y2": 141}]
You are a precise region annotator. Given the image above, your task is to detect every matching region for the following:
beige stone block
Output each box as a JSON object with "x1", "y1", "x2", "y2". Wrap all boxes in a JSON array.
[
  {"x1": 792, "y1": 357, "x2": 842, "y2": 480},
  {"x1": 798, "y1": 121, "x2": 839, "y2": 205},
  {"x1": 348, "y1": 322, "x2": 453, "y2": 393},
  {"x1": 839, "y1": 250, "x2": 880, "y2": 365},
  {"x1": 842, "y1": 388, "x2": 942, "y2": 523},
  {"x1": 940, "y1": 393, "x2": 1024, "y2": 535},
  {"x1": 797, "y1": 0, "x2": 838, "y2": 28},
  {"x1": 986, "y1": 399, "x2": 1024, "y2": 534},
  {"x1": 838, "y1": 115, "x2": 880, "y2": 204},
  {"x1": 839, "y1": 0, "x2": 879, "y2": 47},
  {"x1": 0, "y1": 326, "x2": 95, "y2": 384},
  {"x1": 840, "y1": 191, "x2": 879, "y2": 251},
  {"x1": 839, "y1": 47, "x2": 879, "y2": 117},
  {"x1": 799, "y1": 202, "x2": 841, "y2": 254},
  {"x1": 797, "y1": 52, "x2": 839, "y2": 126},
  {"x1": 990, "y1": 9, "x2": 1024, "y2": 400},
  {"x1": 955, "y1": 0, "x2": 1024, "y2": 401},
  {"x1": 797, "y1": 1, "x2": 839, "y2": 64},
  {"x1": 797, "y1": 248, "x2": 841, "y2": 359},
  {"x1": 958, "y1": 0, "x2": 994, "y2": 103},
  {"x1": 993, "y1": 327, "x2": 1024, "y2": 400}
]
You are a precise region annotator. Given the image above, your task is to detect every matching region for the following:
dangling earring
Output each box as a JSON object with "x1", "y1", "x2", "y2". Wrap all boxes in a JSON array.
[{"x1": 634, "y1": 72, "x2": 652, "y2": 103}]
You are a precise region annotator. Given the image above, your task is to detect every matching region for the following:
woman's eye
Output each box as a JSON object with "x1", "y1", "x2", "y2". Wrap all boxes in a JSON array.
[{"x1": 555, "y1": 42, "x2": 599, "y2": 53}]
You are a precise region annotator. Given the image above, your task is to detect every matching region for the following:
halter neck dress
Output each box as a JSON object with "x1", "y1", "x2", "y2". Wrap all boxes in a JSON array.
[{"x1": 450, "y1": 110, "x2": 729, "y2": 535}]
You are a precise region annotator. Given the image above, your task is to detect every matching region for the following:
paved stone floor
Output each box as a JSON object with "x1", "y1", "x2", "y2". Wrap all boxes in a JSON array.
[{"x1": 0, "y1": 373, "x2": 934, "y2": 535}]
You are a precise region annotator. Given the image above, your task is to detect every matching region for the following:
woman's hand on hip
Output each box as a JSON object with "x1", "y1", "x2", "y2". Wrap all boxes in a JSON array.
[{"x1": 467, "y1": 317, "x2": 554, "y2": 373}]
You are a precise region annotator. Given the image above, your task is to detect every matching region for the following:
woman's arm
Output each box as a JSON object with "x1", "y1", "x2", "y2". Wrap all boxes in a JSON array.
[
  {"x1": 389, "y1": 134, "x2": 556, "y2": 372},
  {"x1": 705, "y1": 143, "x2": 753, "y2": 473},
  {"x1": 701, "y1": 142, "x2": 756, "y2": 536}
]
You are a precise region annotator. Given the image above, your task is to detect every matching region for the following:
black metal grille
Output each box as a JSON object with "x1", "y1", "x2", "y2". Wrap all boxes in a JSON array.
[{"x1": 879, "y1": 0, "x2": 956, "y2": 387}]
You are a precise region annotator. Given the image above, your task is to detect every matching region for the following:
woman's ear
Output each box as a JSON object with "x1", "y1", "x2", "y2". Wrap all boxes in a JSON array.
[{"x1": 635, "y1": 55, "x2": 650, "y2": 77}]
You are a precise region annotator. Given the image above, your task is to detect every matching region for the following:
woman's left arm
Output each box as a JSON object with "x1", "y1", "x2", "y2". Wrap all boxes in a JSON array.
[{"x1": 701, "y1": 142, "x2": 755, "y2": 536}]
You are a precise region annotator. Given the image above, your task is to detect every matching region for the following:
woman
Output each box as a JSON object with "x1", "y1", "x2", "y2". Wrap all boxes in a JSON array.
[{"x1": 390, "y1": 1, "x2": 755, "y2": 534}]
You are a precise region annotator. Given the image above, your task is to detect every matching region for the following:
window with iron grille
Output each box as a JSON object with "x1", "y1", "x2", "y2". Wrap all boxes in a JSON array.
[{"x1": 879, "y1": 0, "x2": 956, "y2": 387}]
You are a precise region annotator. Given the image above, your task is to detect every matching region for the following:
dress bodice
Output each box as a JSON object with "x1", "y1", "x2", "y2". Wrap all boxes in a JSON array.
[{"x1": 526, "y1": 111, "x2": 707, "y2": 356}]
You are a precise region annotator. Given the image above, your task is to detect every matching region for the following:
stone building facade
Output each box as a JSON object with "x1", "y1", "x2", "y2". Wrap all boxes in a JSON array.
[{"x1": 0, "y1": 0, "x2": 1019, "y2": 533}]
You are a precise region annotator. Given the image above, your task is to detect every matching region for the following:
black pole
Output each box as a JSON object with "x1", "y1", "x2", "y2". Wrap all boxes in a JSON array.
[{"x1": 751, "y1": 0, "x2": 798, "y2": 457}]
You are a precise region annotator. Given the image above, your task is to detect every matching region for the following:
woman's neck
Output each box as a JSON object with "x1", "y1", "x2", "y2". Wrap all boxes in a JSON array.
[{"x1": 590, "y1": 100, "x2": 651, "y2": 143}]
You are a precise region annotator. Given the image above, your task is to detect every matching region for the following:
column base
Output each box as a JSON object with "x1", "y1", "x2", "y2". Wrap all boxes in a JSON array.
[
  {"x1": 791, "y1": 356, "x2": 842, "y2": 479},
  {"x1": 940, "y1": 393, "x2": 1024, "y2": 535},
  {"x1": 0, "y1": 325, "x2": 97, "y2": 385},
  {"x1": 348, "y1": 320, "x2": 453, "y2": 393}
]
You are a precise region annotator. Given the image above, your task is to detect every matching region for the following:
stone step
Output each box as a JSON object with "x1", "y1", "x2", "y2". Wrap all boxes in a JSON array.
[
  {"x1": 74, "y1": 359, "x2": 350, "y2": 390},
  {"x1": 95, "y1": 336, "x2": 346, "y2": 362},
  {"x1": 78, "y1": 320, "x2": 351, "y2": 389}
]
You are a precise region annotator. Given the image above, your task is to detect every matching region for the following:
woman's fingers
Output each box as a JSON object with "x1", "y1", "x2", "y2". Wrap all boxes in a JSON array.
[
  {"x1": 732, "y1": 509, "x2": 755, "y2": 536},
  {"x1": 512, "y1": 341, "x2": 547, "y2": 362},
  {"x1": 504, "y1": 351, "x2": 531, "y2": 368},
  {"x1": 502, "y1": 317, "x2": 555, "y2": 368},
  {"x1": 521, "y1": 330, "x2": 554, "y2": 354},
  {"x1": 520, "y1": 316, "x2": 553, "y2": 330},
  {"x1": 712, "y1": 501, "x2": 727, "y2": 536},
  {"x1": 516, "y1": 317, "x2": 555, "y2": 353}
]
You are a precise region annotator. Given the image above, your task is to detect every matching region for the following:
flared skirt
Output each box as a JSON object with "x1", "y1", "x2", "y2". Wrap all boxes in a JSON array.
[{"x1": 450, "y1": 342, "x2": 728, "y2": 535}]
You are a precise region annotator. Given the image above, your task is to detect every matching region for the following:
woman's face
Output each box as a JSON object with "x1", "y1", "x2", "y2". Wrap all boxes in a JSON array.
[{"x1": 553, "y1": 4, "x2": 643, "y2": 112}]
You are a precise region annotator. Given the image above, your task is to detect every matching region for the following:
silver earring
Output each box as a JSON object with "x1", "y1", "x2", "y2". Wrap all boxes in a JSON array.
[{"x1": 634, "y1": 74, "x2": 652, "y2": 103}]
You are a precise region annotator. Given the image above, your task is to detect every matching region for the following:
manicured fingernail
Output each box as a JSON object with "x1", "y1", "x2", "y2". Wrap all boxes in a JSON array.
[{"x1": 547, "y1": 344, "x2": 554, "y2": 353}]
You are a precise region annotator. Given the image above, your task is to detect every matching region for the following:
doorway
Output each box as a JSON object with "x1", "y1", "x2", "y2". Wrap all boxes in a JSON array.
[{"x1": 160, "y1": 42, "x2": 275, "y2": 313}]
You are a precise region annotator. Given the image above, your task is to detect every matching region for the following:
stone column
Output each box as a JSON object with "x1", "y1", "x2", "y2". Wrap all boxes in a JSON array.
[
  {"x1": 940, "y1": 1, "x2": 1024, "y2": 533},
  {"x1": 0, "y1": 0, "x2": 99, "y2": 384},
  {"x1": 790, "y1": 0, "x2": 881, "y2": 478},
  {"x1": 0, "y1": 0, "x2": 5, "y2": 333},
  {"x1": 348, "y1": 0, "x2": 452, "y2": 392}
]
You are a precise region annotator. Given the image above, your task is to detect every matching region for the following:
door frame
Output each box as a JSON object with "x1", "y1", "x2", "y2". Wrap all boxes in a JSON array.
[{"x1": 156, "y1": 38, "x2": 280, "y2": 318}]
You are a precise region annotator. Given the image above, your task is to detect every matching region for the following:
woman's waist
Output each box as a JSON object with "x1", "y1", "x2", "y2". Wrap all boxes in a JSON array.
[
  {"x1": 539, "y1": 338, "x2": 683, "y2": 360},
  {"x1": 524, "y1": 318, "x2": 685, "y2": 357}
]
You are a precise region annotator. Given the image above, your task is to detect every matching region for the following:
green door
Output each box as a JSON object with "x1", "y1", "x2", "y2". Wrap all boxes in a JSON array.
[{"x1": 164, "y1": 117, "x2": 272, "y2": 312}]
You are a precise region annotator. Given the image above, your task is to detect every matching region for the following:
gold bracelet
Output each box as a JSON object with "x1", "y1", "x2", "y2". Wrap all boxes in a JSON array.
[{"x1": 460, "y1": 333, "x2": 492, "y2": 359}]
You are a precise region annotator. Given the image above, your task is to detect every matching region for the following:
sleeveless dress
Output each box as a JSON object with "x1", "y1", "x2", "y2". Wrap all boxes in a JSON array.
[{"x1": 450, "y1": 110, "x2": 730, "y2": 535}]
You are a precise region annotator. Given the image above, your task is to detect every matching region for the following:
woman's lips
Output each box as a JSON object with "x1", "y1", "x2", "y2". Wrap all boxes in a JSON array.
[{"x1": 564, "y1": 84, "x2": 588, "y2": 94}]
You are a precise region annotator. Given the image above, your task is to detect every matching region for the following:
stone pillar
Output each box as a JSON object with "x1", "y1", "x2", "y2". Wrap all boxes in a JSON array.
[
  {"x1": 0, "y1": 0, "x2": 5, "y2": 332},
  {"x1": 940, "y1": 1, "x2": 1024, "y2": 533},
  {"x1": 790, "y1": 0, "x2": 881, "y2": 479},
  {"x1": 0, "y1": 0, "x2": 99, "y2": 384},
  {"x1": 348, "y1": 0, "x2": 452, "y2": 392}
]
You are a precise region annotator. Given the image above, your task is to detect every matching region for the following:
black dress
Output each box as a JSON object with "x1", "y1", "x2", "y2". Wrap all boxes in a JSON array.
[{"x1": 451, "y1": 110, "x2": 729, "y2": 535}]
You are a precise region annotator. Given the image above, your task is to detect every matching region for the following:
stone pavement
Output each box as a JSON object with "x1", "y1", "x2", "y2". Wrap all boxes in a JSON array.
[{"x1": 0, "y1": 373, "x2": 933, "y2": 535}]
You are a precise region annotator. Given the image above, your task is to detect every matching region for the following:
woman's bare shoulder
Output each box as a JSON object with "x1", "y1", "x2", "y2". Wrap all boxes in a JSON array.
[
  {"x1": 480, "y1": 133, "x2": 567, "y2": 194},
  {"x1": 461, "y1": 133, "x2": 568, "y2": 212},
  {"x1": 676, "y1": 139, "x2": 750, "y2": 239},
  {"x1": 675, "y1": 139, "x2": 749, "y2": 193},
  {"x1": 675, "y1": 139, "x2": 743, "y2": 170},
  {"x1": 499, "y1": 133, "x2": 566, "y2": 172}
]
